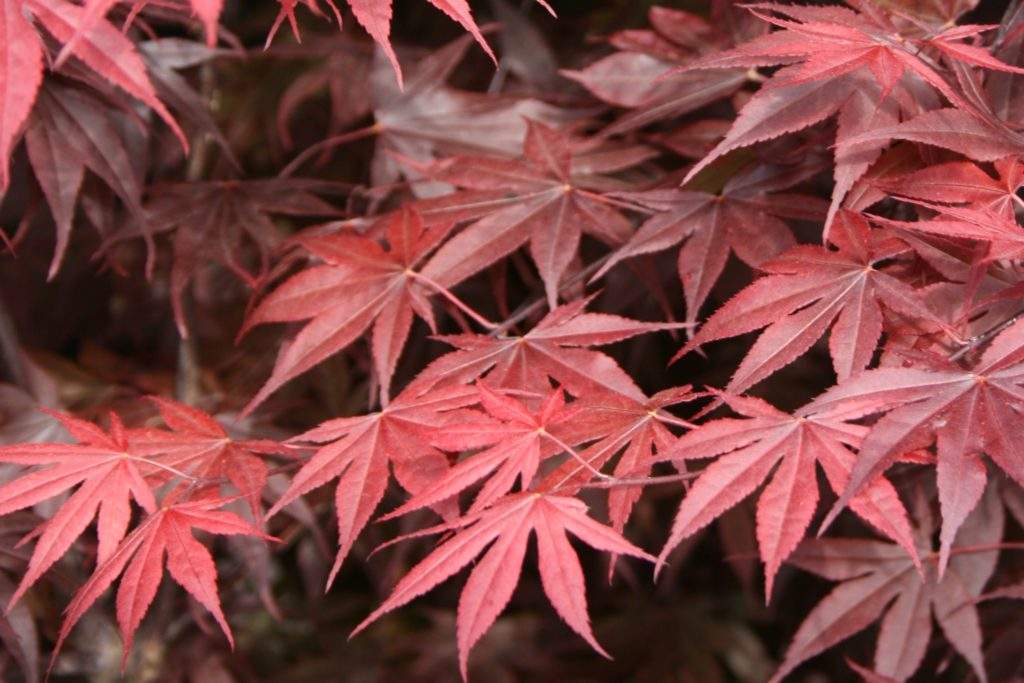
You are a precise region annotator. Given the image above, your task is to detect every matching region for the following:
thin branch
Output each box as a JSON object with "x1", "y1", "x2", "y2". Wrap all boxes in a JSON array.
[
  {"x1": 406, "y1": 270, "x2": 498, "y2": 330},
  {"x1": 0, "y1": 295, "x2": 27, "y2": 390},
  {"x1": 489, "y1": 253, "x2": 611, "y2": 336},
  {"x1": 541, "y1": 428, "x2": 614, "y2": 482},
  {"x1": 948, "y1": 305, "x2": 1024, "y2": 362},
  {"x1": 278, "y1": 124, "x2": 382, "y2": 178},
  {"x1": 573, "y1": 471, "x2": 697, "y2": 489}
]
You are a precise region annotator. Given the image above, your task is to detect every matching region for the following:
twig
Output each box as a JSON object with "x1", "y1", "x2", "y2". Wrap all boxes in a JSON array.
[
  {"x1": 278, "y1": 124, "x2": 382, "y2": 178},
  {"x1": 407, "y1": 270, "x2": 498, "y2": 330},
  {"x1": 175, "y1": 61, "x2": 216, "y2": 405},
  {"x1": 948, "y1": 305, "x2": 1024, "y2": 362},
  {"x1": 489, "y1": 253, "x2": 611, "y2": 337},
  {"x1": 0, "y1": 295, "x2": 27, "y2": 390},
  {"x1": 574, "y1": 471, "x2": 697, "y2": 489}
]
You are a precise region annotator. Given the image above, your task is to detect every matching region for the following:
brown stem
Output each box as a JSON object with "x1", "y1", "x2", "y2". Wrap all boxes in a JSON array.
[
  {"x1": 948, "y1": 305, "x2": 1024, "y2": 362},
  {"x1": 0, "y1": 295, "x2": 27, "y2": 390},
  {"x1": 489, "y1": 253, "x2": 611, "y2": 337},
  {"x1": 278, "y1": 124, "x2": 382, "y2": 179}
]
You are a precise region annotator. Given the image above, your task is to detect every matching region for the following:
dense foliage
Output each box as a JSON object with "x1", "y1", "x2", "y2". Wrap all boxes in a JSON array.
[{"x1": 1, "y1": 0, "x2": 1024, "y2": 680}]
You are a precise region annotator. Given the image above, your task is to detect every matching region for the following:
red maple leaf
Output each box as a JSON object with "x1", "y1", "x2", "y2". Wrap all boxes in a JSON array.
[
  {"x1": 22, "y1": 80, "x2": 147, "y2": 278},
  {"x1": 51, "y1": 494, "x2": 270, "y2": 669},
  {"x1": 593, "y1": 160, "x2": 827, "y2": 325},
  {"x1": 877, "y1": 157, "x2": 1024, "y2": 219},
  {"x1": 351, "y1": 492, "x2": 654, "y2": 679},
  {"x1": 678, "y1": 3, "x2": 1024, "y2": 186},
  {"x1": 772, "y1": 487, "x2": 1003, "y2": 682},
  {"x1": 128, "y1": 397, "x2": 290, "y2": 515},
  {"x1": 413, "y1": 120, "x2": 642, "y2": 309},
  {"x1": 382, "y1": 383, "x2": 578, "y2": 519},
  {"x1": 537, "y1": 386, "x2": 698, "y2": 537},
  {"x1": 805, "y1": 316, "x2": 1024, "y2": 573},
  {"x1": 242, "y1": 207, "x2": 464, "y2": 412},
  {"x1": 677, "y1": 211, "x2": 944, "y2": 394},
  {"x1": 267, "y1": 383, "x2": 477, "y2": 585},
  {"x1": 0, "y1": 399, "x2": 285, "y2": 610},
  {"x1": 656, "y1": 391, "x2": 917, "y2": 598},
  {"x1": 0, "y1": 409, "x2": 158, "y2": 608},
  {"x1": 871, "y1": 201, "x2": 1024, "y2": 265},
  {"x1": 0, "y1": 0, "x2": 186, "y2": 193}
]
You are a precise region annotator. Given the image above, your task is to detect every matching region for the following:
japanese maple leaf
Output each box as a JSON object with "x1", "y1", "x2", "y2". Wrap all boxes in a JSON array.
[
  {"x1": 772, "y1": 487, "x2": 1003, "y2": 682},
  {"x1": 242, "y1": 208, "x2": 458, "y2": 413},
  {"x1": 592, "y1": 161, "x2": 828, "y2": 325},
  {"x1": 22, "y1": 80, "x2": 146, "y2": 278},
  {"x1": 656, "y1": 392, "x2": 916, "y2": 598},
  {"x1": 413, "y1": 120, "x2": 636, "y2": 308},
  {"x1": 410, "y1": 297, "x2": 681, "y2": 402},
  {"x1": 0, "y1": 0, "x2": 186, "y2": 191},
  {"x1": 351, "y1": 492, "x2": 655, "y2": 680},
  {"x1": 878, "y1": 157, "x2": 1024, "y2": 219},
  {"x1": 678, "y1": 2, "x2": 1024, "y2": 185},
  {"x1": 266, "y1": 383, "x2": 477, "y2": 585},
  {"x1": 562, "y1": 5, "x2": 752, "y2": 135},
  {"x1": 0, "y1": 409, "x2": 158, "y2": 608},
  {"x1": 803, "y1": 315, "x2": 1024, "y2": 575},
  {"x1": 383, "y1": 384, "x2": 578, "y2": 520},
  {"x1": 51, "y1": 494, "x2": 269, "y2": 668},
  {"x1": 677, "y1": 210, "x2": 943, "y2": 395},
  {"x1": 127, "y1": 398, "x2": 290, "y2": 515},
  {"x1": 107, "y1": 178, "x2": 343, "y2": 336}
]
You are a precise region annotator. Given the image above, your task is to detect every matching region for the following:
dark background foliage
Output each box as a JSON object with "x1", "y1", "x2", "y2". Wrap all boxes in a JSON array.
[{"x1": 1, "y1": 0, "x2": 1023, "y2": 681}]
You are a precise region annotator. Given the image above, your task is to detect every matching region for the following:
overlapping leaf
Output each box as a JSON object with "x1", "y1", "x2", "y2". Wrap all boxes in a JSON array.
[
  {"x1": 52, "y1": 495, "x2": 269, "y2": 668},
  {"x1": 383, "y1": 384, "x2": 576, "y2": 520},
  {"x1": 242, "y1": 208, "x2": 457, "y2": 412},
  {"x1": 267, "y1": 383, "x2": 476, "y2": 584},
  {"x1": 127, "y1": 397, "x2": 290, "y2": 514},
  {"x1": 656, "y1": 392, "x2": 916, "y2": 598},
  {"x1": 677, "y1": 211, "x2": 943, "y2": 395},
  {"x1": 593, "y1": 161, "x2": 827, "y2": 324},
  {"x1": 679, "y1": 2, "x2": 1024, "y2": 184},
  {"x1": 538, "y1": 386, "x2": 698, "y2": 536},
  {"x1": 773, "y1": 488, "x2": 1003, "y2": 682},
  {"x1": 805, "y1": 316, "x2": 1024, "y2": 574},
  {"x1": 0, "y1": 410, "x2": 158, "y2": 608},
  {"x1": 351, "y1": 492, "x2": 654, "y2": 679},
  {"x1": 410, "y1": 297, "x2": 681, "y2": 402},
  {"x1": 414, "y1": 121, "x2": 641, "y2": 308}
]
